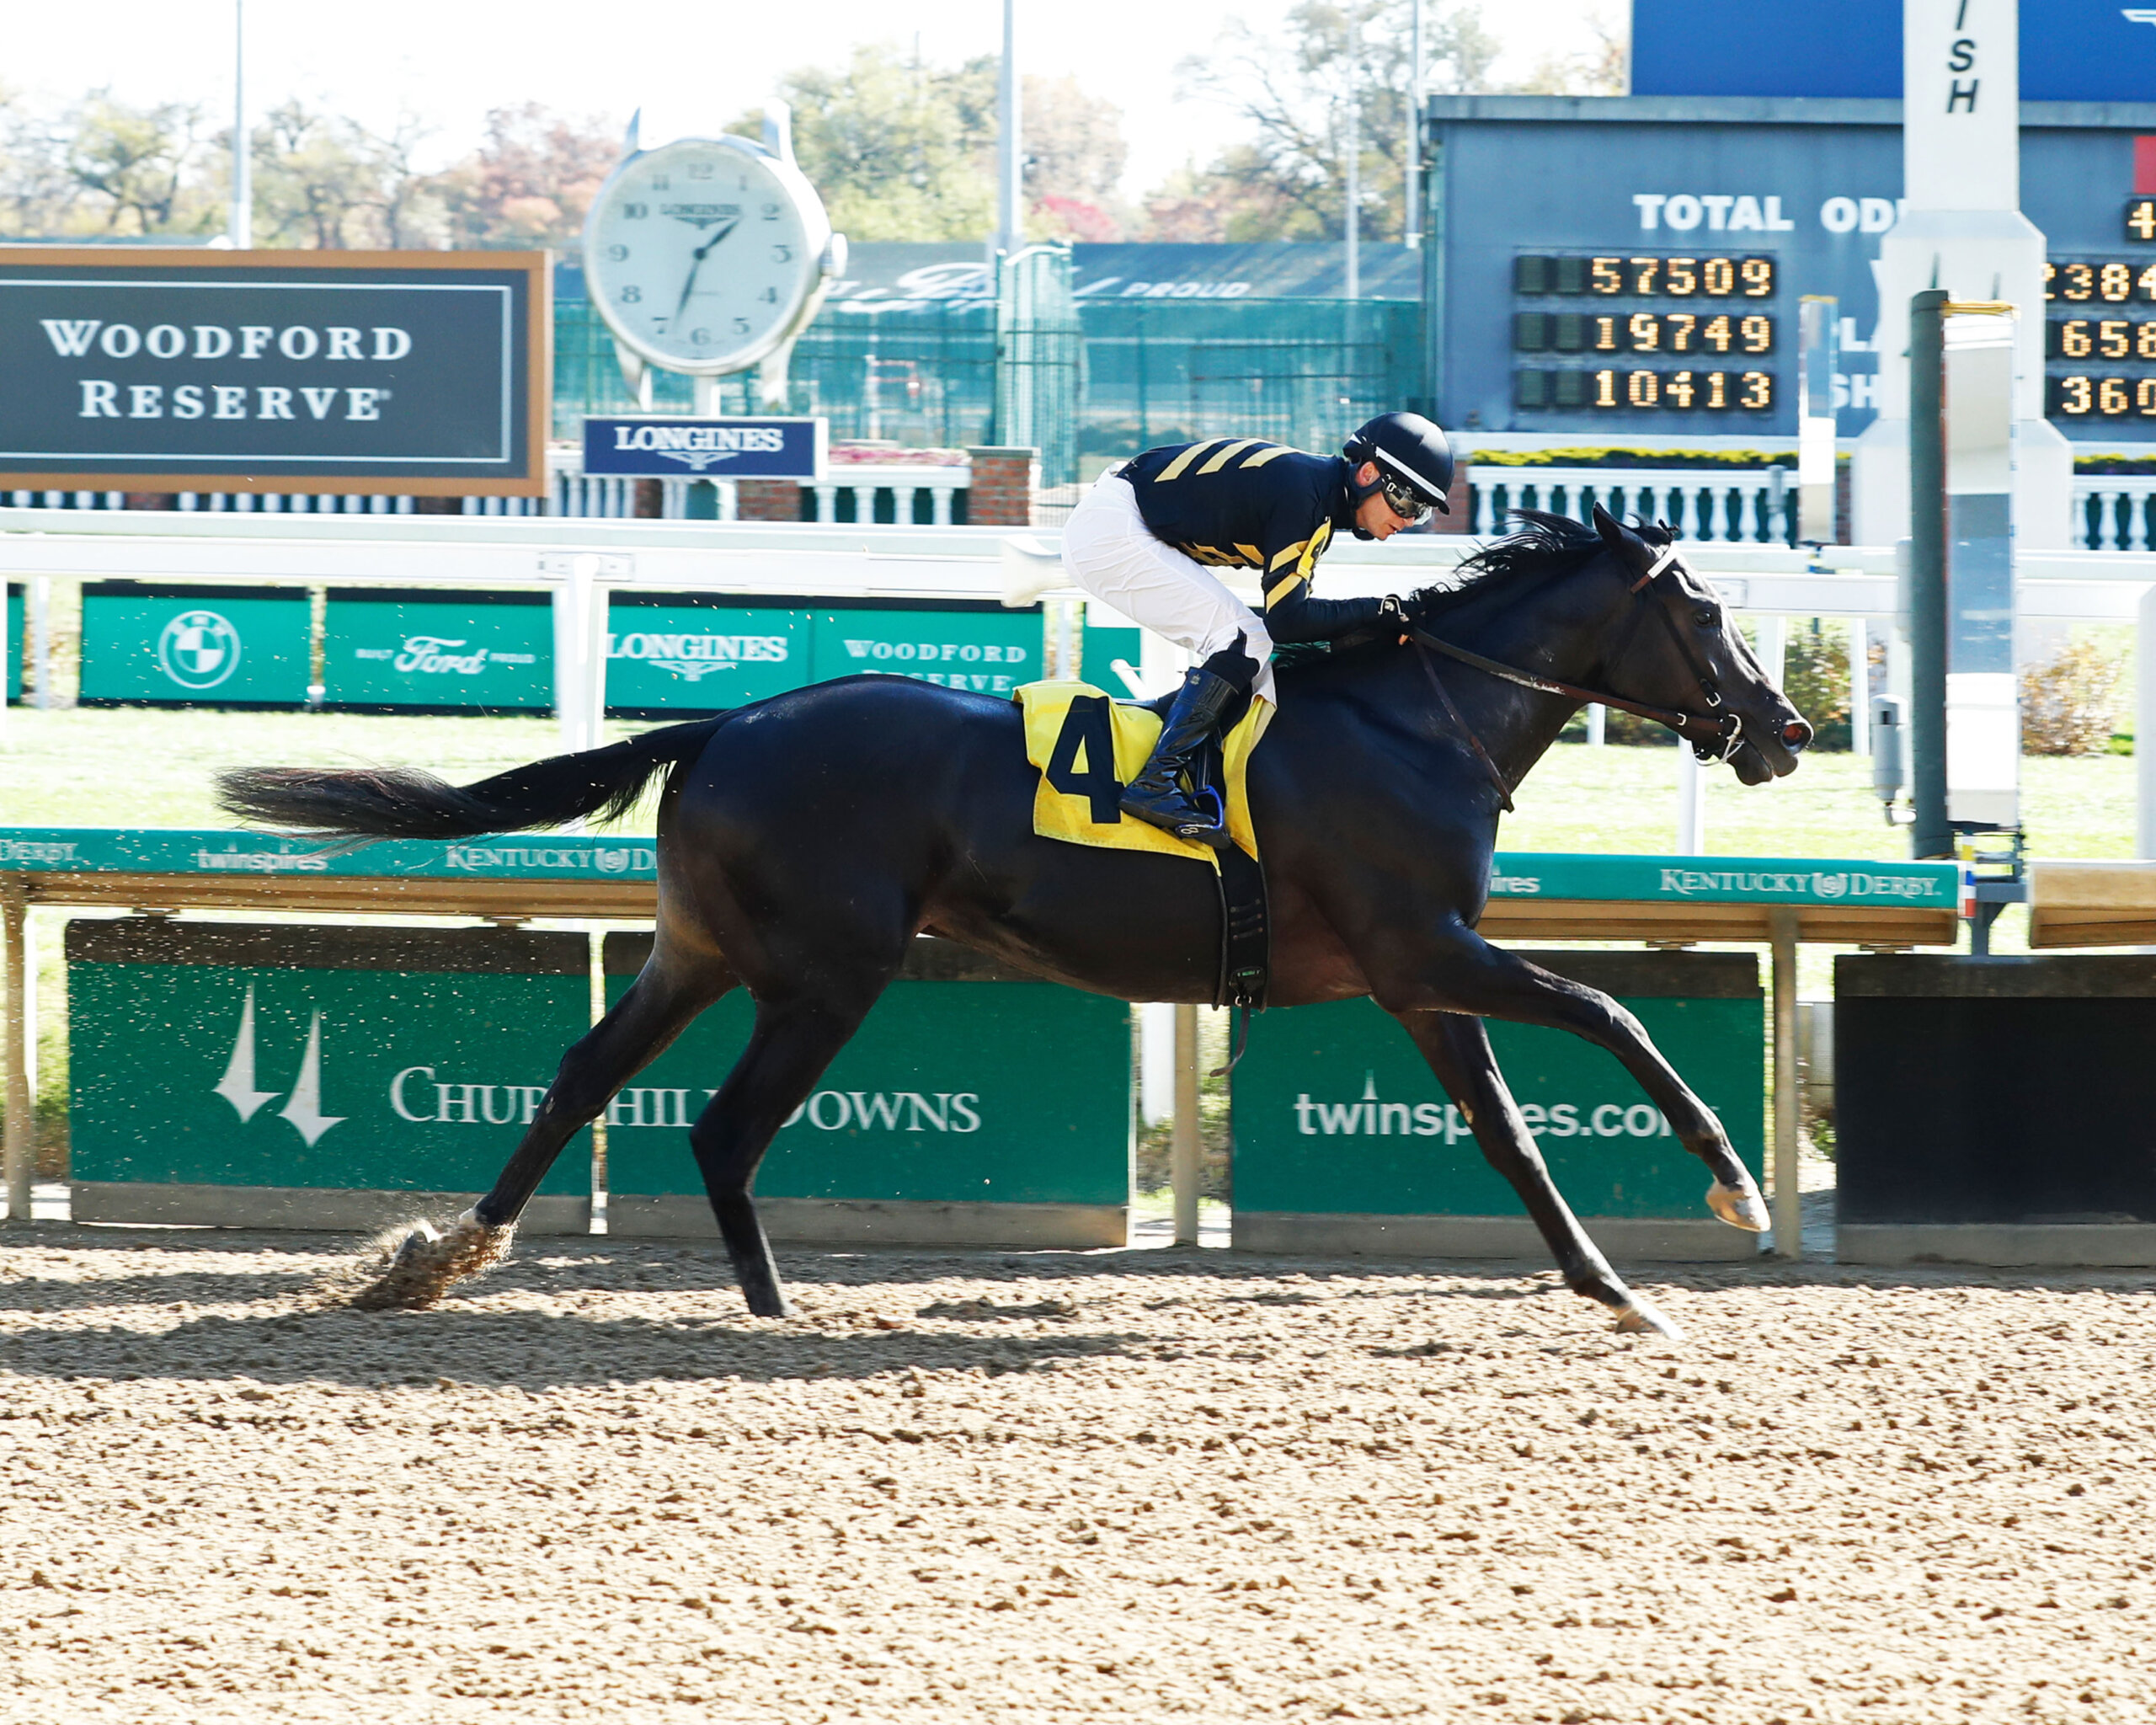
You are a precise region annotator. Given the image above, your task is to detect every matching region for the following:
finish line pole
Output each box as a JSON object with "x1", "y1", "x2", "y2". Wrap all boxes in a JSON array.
[{"x1": 1908, "y1": 288, "x2": 1952, "y2": 860}]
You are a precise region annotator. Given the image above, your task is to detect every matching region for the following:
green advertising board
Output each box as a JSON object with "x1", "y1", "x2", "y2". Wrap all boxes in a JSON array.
[
  {"x1": 601, "y1": 933, "x2": 1131, "y2": 1247},
  {"x1": 808, "y1": 604, "x2": 1041, "y2": 694},
  {"x1": 5, "y1": 583, "x2": 19, "y2": 704},
  {"x1": 67, "y1": 920, "x2": 591, "y2": 1231},
  {"x1": 323, "y1": 588, "x2": 552, "y2": 710},
  {"x1": 604, "y1": 593, "x2": 808, "y2": 715},
  {"x1": 1232, "y1": 952, "x2": 1764, "y2": 1259},
  {"x1": 78, "y1": 581, "x2": 311, "y2": 707}
]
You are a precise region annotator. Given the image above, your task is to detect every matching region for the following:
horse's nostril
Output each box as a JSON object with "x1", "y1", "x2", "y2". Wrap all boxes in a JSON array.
[{"x1": 1782, "y1": 718, "x2": 1813, "y2": 751}]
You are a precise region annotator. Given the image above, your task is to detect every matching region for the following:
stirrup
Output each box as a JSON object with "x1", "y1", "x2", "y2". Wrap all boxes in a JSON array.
[{"x1": 1121, "y1": 782, "x2": 1230, "y2": 847}]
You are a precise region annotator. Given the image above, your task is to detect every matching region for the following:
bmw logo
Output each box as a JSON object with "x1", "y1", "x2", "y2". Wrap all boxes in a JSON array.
[{"x1": 157, "y1": 609, "x2": 242, "y2": 691}]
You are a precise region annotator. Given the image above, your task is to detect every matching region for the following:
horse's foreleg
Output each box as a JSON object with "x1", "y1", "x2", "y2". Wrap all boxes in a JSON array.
[
  {"x1": 349, "y1": 952, "x2": 732, "y2": 1311},
  {"x1": 690, "y1": 990, "x2": 883, "y2": 1319},
  {"x1": 1397, "y1": 1009, "x2": 1682, "y2": 1340},
  {"x1": 1385, "y1": 928, "x2": 1767, "y2": 1236}
]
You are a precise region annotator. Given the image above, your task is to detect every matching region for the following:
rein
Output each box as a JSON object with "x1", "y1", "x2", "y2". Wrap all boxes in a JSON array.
[{"x1": 1404, "y1": 540, "x2": 1745, "y2": 806}]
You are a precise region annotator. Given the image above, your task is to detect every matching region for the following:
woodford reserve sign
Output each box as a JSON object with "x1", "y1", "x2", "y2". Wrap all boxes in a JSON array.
[{"x1": 0, "y1": 249, "x2": 548, "y2": 495}]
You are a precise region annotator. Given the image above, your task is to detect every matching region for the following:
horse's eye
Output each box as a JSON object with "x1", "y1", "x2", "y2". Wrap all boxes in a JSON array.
[{"x1": 1693, "y1": 606, "x2": 1719, "y2": 628}]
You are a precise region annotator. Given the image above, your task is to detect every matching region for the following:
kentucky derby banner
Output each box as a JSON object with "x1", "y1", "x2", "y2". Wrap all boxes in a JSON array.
[
  {"x1": 322, "y1": 588, "x2": 551, "y2": 712},
  {"x1": 79, "y1": 581, "x2": 311, "y2": 708},
  {"x1": 0, "y1": 248, "x2": 547, "y2": 495},
  {"x1": 0, "y1": 827, "x2": 659, "y2": 882},
  {"x1": 580, "y1": 414, "x2": 825, "y2": 480}
]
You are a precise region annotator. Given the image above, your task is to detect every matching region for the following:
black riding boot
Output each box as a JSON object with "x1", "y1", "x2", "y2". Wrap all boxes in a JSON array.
[{"x1": 1120, "y1": 665, "x2": 1239, "y2": 846}]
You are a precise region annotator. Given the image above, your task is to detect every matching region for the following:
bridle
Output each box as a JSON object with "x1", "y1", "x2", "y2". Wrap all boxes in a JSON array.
[{"x1": 1405, "y1": 539, "x2": 1747, "y2": 814}]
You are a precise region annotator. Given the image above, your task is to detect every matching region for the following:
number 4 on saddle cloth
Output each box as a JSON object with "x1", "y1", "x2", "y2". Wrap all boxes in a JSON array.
[{"x1": 1016, "y1": 679, "x2": 1273, "y2": 1011}]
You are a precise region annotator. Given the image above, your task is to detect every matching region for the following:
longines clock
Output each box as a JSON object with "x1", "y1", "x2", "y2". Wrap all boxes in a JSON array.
[{"x1": 583, "y1": 109, "x2": 846, "y2": 406}]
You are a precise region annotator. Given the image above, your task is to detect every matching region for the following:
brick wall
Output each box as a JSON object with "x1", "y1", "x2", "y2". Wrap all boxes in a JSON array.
[
  {"x1": 735, "y1": 479, "x2": 801, "y2": 522},
  {"x1": 965, "y1": 446, "x2": 1036, "y2": 527}
]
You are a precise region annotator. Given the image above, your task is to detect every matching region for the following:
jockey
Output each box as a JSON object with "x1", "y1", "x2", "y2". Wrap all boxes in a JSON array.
[{"x1": 1059, "y1": 410, "x2": 1454, "y2": 846}]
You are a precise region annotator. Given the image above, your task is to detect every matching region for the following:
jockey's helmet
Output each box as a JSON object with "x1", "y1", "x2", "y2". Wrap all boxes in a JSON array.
[{"x1": 1342, "y1": 412, "x2": 1454, "y2": 533}]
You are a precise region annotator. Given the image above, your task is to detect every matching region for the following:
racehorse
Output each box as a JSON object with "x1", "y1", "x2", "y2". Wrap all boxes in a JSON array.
[{"x1": 220, "y1": 505, "x2": 1811, "y2": 1338}]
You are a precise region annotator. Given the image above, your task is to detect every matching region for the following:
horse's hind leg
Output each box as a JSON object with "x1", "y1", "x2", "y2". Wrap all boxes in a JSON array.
[
  {"x1": 351, "y1": 949, "x2": 734, "y2": 1310},
  {"x1": 473, "y1": 951, "x2": 736, "y2": 1228},
  {"x1": 1397, "y1": 1008, "x2": 1683, "y2": 1341},
  {"x1": 687, "y1": 989, "x2": 886, "y2": 1318}
]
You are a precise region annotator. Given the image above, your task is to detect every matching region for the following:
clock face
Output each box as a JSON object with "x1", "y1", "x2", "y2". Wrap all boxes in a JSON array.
[{"x1": 583, "y1": 136, "x2": 825, "y2": 375}]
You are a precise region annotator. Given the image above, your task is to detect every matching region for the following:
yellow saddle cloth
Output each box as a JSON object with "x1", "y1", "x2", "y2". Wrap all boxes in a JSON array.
[{"x1": 1015, "y1": 680, "x2": 1271, "y2": 867}]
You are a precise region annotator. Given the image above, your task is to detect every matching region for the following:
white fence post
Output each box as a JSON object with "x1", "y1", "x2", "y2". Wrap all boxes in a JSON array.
[
  {"x1": 550, "y1": 554, "x2": 608, "y2": 759},
  {"x1": 1171, "y1": 1003, "x2": 1201, "y2": 1246},
  {"x1": 3, "y1": 881, "x2": 29, "y2": 1226},
  {"x1": 1849, "y1": 619, "x2": 1872, "y2": 756},
  {"x1": 1676, "y1": 744, "x2": 1705, "y2": 855},
  {"x1": 28, "y1": 576, "x2": 50, "y2": 711}
]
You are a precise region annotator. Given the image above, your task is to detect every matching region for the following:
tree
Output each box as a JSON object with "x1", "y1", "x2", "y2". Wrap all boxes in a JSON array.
[
  {"x1": 741, "y1": 44, "x2": 998, "y2": 243},
  {"x1": 735, "y1": 46, "x2": 1136, "y2": 246},
  {"x1": 1022, "y1": 75, "x2": 1132, "y2": 242},
  {"x1": 435, "y1": 104, "x2": 621, "y2": 250},
  {"x1": 1152, "y1": 0, "x2": 1499, "y2": 243},
  {"x1": 0, "y1": 88, "x2": 224, "y2": 238},
  {"x1": 250, "y1": 101, "x2": 444, "y2": 249},
  {"x1": 1511, "y1": 9, "x2": 1629, "y2": 97}
]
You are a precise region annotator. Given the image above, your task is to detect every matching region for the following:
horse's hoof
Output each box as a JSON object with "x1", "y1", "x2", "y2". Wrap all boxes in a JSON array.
[
  {"x1": 392, "y1": 1220, "x2": 443, "y2": 1263},
  {"x1": 1706, "y1": 1177, "x2": 1769, "y2": 1232},
  {"x1": 344, "y1": 1211, "x2": 515, "y2": 1312},
  {"x1": 1614, "y1": 1295, "x2": 1684, "y2": 1341}
]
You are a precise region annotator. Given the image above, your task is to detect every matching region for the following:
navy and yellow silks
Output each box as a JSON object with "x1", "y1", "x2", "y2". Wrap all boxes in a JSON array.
[{"x1": 1015, "y1": 680, "x2": 1271, "y2": 868}]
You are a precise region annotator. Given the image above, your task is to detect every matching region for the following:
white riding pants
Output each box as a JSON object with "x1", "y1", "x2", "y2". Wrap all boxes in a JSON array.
[{"x1": 1059, "y1": 472, "x2": 1276, "y2": 705}]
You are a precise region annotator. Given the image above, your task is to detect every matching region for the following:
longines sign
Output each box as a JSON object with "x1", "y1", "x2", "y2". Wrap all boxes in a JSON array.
[{"x1": 0, "y1": 248, "x2": 548, "y2": 495}]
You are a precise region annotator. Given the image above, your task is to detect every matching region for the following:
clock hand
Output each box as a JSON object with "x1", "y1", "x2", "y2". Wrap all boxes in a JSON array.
[{"x1": 673, "y1": 217, "x2": 743, "y2": 321}]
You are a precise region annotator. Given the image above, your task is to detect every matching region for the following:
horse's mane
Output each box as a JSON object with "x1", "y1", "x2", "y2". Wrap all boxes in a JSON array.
[{"x1": 1277, "y1": 510, "x2": 1664, "y2": 675}]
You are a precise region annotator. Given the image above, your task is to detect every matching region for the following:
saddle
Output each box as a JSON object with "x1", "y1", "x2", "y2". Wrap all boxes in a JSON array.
[{"x1": 1016, "y1": 680, "x2": 1271, "y2": 1010}]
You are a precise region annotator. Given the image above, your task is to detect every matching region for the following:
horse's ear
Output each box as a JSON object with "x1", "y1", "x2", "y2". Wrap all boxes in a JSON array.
[{"x1": 1591, "y1": 502, "x2": 1643, "y2": 558}]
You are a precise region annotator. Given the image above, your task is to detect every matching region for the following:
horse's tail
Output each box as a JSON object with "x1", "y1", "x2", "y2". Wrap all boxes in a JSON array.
[{"x1": 215, "y1": 715, "x2": 728, "y2": 846}]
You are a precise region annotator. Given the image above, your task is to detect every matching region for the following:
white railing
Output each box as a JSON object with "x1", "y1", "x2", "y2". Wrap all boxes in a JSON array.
[
  {"x1": 2074, "y1": 475, "x2": 2156, "y2": 551},
  {"x1": 1463, "y1": 465, "x2": 1794, "y2": 542},
  {"x1": 1, "y1": 451, "x2": 974, "y2": 525}
]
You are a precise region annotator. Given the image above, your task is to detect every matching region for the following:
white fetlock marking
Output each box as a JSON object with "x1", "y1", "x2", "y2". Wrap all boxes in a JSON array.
[
  {"x1": 1614, "y1": 1296, "x2": 1684, "y2": 1342},
  {"x1": 1706, "y1": 1178, "x2": 1771, "y2": 1232}
]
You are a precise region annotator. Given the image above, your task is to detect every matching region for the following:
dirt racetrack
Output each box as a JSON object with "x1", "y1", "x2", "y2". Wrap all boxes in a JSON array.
[{"x1": 2, "y1": 1232, "x2": 2153, "y2": 1723}]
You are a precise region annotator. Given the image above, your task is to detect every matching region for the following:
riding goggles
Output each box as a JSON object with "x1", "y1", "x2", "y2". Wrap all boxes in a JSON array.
[{"x1": 1378, "y1": 474, "x2": 1434, "y2": 522}]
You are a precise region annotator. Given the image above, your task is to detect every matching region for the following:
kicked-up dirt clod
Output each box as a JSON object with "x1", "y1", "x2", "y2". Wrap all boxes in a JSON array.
[{"x1": 1, "y1": 1232, "x2": 2153, "y2": 1722}]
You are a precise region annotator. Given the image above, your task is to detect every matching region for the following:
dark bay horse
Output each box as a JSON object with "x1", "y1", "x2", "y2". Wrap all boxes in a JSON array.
[{"x1": 220, "y1": 506, "x2": 1811, "y2": 1338}]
